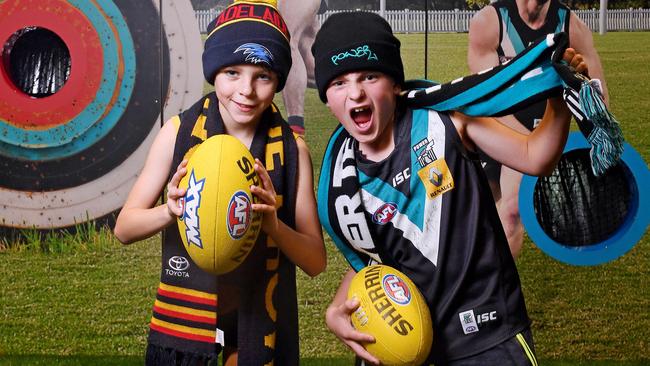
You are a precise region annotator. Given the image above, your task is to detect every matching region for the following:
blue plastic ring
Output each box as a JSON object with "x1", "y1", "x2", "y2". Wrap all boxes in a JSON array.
[{"x1": 519, "y1": 132, "x2": 649, "y2": 266}]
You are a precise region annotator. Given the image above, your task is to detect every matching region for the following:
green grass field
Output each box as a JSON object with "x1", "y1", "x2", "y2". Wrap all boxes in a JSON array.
[{"x1": 1, "y1": 32, "x2": 649, "y2": 365}]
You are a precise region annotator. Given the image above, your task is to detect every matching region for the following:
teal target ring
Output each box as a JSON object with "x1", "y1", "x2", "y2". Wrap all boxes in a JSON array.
[
  {"x1": 0, "y1": 0, "x2": 135, "y2": 160},
  {"x1": 0, "y1": 0, "x2": 203, "y2": 229}
]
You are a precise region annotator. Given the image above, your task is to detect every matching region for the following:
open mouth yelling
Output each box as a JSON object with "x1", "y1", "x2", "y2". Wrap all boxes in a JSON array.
[{"x1": 350, "y1": 107, "x2": 372, "y2": 130}]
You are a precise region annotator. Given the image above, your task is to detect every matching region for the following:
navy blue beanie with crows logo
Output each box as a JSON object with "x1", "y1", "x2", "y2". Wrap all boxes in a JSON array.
[{"x1": 202, "y1": 0, "x2": 292, "y2": 91}]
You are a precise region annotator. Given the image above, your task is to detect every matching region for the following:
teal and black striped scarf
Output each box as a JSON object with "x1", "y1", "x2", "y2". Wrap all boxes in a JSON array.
[{"x1": 405, "y1": 32, "x2": 623, "y2": 175}]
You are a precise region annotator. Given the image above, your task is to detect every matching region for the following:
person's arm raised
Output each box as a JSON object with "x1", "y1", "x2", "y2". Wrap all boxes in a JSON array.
[
  {"x1": 458, "y1": 49, "x2": 587, "y2": 176},
  {"x1": 467, "y1": 6, "x2": 531, "y2": 134}
]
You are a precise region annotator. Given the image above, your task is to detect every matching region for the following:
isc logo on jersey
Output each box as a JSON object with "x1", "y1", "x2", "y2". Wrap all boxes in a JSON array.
[
  {"x1": 181, "y1": 170, "x2": 206, "y2": 248},
  {"x1": 372, "y1": 202, "x2": 397, "y2": 225},
  {"x1": 227, "y1": 190, "x2": 252, "y2": 239},
  {"x1": 383, "y1": 273, "x2": 411, "y2": 305}
]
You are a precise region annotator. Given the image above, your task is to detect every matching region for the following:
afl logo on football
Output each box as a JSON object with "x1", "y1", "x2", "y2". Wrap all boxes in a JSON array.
[
  {"x1": 227, "y1": 190, "x2": 252, "y2": 239},
  {"x1": 382, "y1": 274, "x2": 411, "y2": 305},
  {"x1": 372, "y1": 202, "x2": 398, "y2": 225}
]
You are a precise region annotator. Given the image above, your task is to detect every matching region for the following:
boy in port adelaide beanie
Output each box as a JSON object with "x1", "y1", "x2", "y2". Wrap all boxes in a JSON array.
[
  {"x1": 311, "y1": 11, "x2": 404, "y2": 102},
  {"x1": 202, "y1": 0, "x2": 292, "y2": 91}
]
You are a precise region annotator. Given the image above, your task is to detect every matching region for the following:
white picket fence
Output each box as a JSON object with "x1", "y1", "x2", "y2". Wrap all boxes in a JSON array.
[
  {"x1": 195, "y1": 8, "x2": 650, "y2": 34},
  {"x1": 575, "y1": 8, "x2": 650, "y2": 30}
]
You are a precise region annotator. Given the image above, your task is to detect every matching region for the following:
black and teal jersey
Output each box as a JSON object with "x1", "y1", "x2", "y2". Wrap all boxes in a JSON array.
[
  {"x1": 492, "y1": 0, "x2": 571, "y2": 130},
  {"x1": 493, "y1": 0, "x2": 570, "y2": 62},
  {"x1": 318, "y1": 108, "x2": 531, "y2": 362}
]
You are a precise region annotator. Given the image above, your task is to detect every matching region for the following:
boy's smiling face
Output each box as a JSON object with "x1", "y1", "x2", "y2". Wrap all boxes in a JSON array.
[
  {"x1": 214, "y1": 64, "x2": 278, "y2": 129},
  {"x1": 325, "y1": 70, "x2": 401, "y2": 159}
]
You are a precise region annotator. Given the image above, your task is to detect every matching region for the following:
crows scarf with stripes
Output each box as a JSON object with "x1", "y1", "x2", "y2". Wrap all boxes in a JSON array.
[
  {"x1": 147, "y1": 92, "x2": 300, "y2": 365},
  {"x1": 406, "y1": 32, "x2": 623, "y2": 175}
]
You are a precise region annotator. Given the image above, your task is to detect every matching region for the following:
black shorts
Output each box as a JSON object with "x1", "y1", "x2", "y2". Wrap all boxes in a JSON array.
[
  {"x1": 355, "y1": 328, "x2": 537, "y2": 366},
  {"x1": 448, "y1": 327, "x2": 538, "y2": 366}
]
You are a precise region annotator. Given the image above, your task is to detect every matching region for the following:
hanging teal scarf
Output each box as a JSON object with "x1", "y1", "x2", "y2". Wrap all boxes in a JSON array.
[{"x1": 404, "y1": 32, "x2": 623, "y2": 175}]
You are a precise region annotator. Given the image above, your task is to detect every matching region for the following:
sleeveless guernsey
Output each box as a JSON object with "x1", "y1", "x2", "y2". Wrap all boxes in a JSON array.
[
  {"x1": 492, "y1": 0, "x2": 571, "y2": 129},
  {"x1": 147, "y1": 94, "x2": 300, "y2": 365},
  {"x1": 319, "y1": 108, "x2": 531, "y2": 363}
]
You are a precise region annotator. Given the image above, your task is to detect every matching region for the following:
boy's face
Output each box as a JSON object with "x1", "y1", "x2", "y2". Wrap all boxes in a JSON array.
[
  {"x1": 214, "y1": 64, "x2": 278, "y2": 128},
  {"x1": 325, "y1": 71, "x2": 401, "y2": 151}
]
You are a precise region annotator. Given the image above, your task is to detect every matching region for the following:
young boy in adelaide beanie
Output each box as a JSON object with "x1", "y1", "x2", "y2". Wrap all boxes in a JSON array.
[
  {"x1": 202, "y1": 0, "x2": 292, "y2": 89},
  {"x1": 313, "y1": 11, "x2": 590, "y2": 365},
  {"x1": 114, "y1": 1, "x2": 325, "y2": 365}
]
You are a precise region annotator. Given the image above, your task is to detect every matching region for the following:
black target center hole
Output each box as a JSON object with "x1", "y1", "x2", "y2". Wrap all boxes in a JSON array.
[
  {"x1": 533, "y1": 149, "x2": 633, "y2": 247},
  {"x1": 2, "y1": 27, "x2": 71, "y2": 98}
]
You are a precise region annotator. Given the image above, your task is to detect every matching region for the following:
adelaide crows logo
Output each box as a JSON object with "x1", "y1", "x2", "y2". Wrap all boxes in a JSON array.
[{"x1": 234, "y1": 43, "x2": 274, "y2": 66}]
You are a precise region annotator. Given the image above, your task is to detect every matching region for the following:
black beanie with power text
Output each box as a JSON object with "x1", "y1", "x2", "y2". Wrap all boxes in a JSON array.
[{"x1": 311, "y1": 11, "x2": 404, "y2": 102}]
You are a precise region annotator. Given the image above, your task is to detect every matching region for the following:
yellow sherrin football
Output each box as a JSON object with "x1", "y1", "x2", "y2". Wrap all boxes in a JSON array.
[
  {"x1": 348, "y1": 264, "x2": 433, "y2": 365},
  {"x1": 177, "y1": 134, "x2": 262, "y2": 275}
]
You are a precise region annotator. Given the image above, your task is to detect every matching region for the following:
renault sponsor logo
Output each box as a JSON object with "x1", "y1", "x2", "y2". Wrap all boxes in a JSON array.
[
  {"x1": 429, "y1": 166, "x2": 443, "y2": 186},
  {"x1": 417, "y1": 158, "x2": 454, "y2": 199}
]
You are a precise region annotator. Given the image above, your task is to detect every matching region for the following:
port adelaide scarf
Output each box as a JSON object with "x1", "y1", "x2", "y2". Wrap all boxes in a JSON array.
[
  {"x1": 320, "y1": 32, "x2": 624, "y2": 268},
  {"x1": 405, "y1": 32, "x2": 623, "y2": 176},
  {"x1": 147, "y1": 93, "x2": 300, "y2": 365}
]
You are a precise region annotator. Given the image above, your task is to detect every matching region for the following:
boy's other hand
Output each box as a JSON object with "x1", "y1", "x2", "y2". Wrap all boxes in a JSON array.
[
  {"x1": 251, "y1": 158, "x2": 280, "y2": 236},
  {"x1": 326, "y1": 297, "x2": 380, "y2": 365},
  {"x1": 166, "y1": 159, "x2": 188, "y2": 218},
  {"x1": 554, "y1": 47, "x2": 590, "y2": 90},
  {"x1": 563, "y1": 47, "x2": 588, "y2": 76}
]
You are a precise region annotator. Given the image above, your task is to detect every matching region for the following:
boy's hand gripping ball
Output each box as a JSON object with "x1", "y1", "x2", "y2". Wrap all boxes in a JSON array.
[
  {"x1": 177, "y1": 135, "x2": 262, "y2": 275},
  {"x1": 348, "y1": 265, "x2": 433, "y2": 366}
]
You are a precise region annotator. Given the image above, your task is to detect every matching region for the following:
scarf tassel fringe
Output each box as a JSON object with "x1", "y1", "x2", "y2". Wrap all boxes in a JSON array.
[{"x1": 578, "y1": 80, "x2": 625, "y2": 176}]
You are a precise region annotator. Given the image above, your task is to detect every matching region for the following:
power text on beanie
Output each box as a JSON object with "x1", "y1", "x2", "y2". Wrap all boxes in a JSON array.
[{"x1": 311, "y1": 11, "x2": 404, "y2": 102}]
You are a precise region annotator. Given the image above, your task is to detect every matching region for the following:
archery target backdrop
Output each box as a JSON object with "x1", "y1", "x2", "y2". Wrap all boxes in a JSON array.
[
  {"x1": 0, "y1": 0, "x2": 203, "y2": 229},
  {"x1": 519, "y1": 132, "x2": 649, "y2": 266}
]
